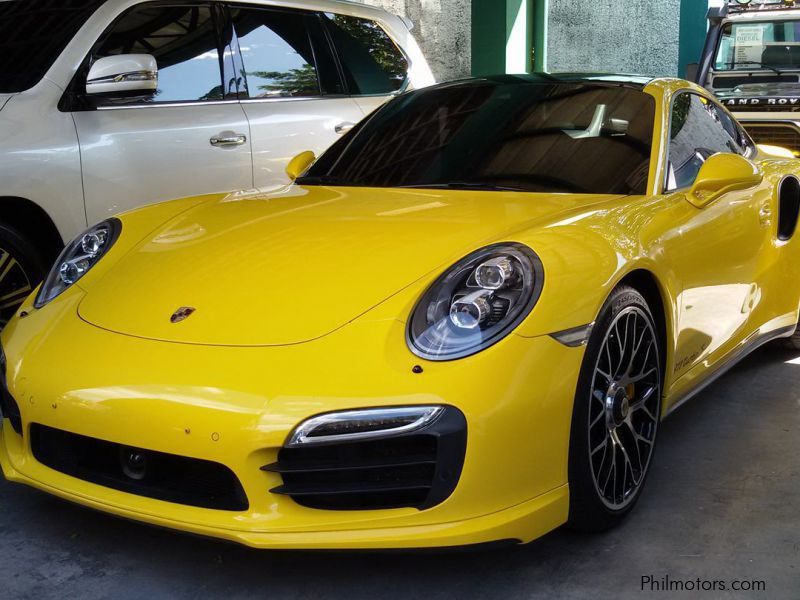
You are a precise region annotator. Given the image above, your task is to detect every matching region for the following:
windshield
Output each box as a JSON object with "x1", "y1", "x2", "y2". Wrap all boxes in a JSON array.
[
  {"x1": 0, "y1": 1, "x2": 107, "y2": 93},
  {"x1": 300, "y1": 79, "x2": 655, "y2": 195},
  {"x1": 715, "y1": 20, "x2": 800, "y2": 71}
]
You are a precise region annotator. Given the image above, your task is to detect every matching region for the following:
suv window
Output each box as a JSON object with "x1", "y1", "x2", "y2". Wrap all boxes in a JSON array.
[
  {"x1": 230, "y1": 7, "x2": 341, "y2": 98},
  {"x1": 321, "y1": 13, "x2": 408, "y2": 95},
  {"x1": 0, "y1": 0, "x2": 108, "y2": 93},
  {"x1": 93, "y1": 4, "x2": 224, "y2": 103},
  {"x1": 666, "y1": 93, "x2": 748, "y2": 191}
]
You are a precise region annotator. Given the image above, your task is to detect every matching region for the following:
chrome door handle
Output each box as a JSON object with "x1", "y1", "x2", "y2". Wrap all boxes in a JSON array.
[
  {"x1": 210, "y1": 133, "x2": 247, "y2": 147},
  {"x1": 334, "y1": 122, "x2": 355, "y2": 135}
]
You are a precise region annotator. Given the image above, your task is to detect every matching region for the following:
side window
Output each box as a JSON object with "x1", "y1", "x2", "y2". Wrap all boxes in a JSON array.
[
  {"x1": 231, "y1": 8, "x2": 342, "y2": 98},
  {"x1": 666, "y1": 93, "x2": 746, "y2": 191},
  {"x1": 93, "y1": 4, "x2": 225, "y2": 103},
  {"x1": 322, "y1": 13, "x2": 408, "y2": 95}
]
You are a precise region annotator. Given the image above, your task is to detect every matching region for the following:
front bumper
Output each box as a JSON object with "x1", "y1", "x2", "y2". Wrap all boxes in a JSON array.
[{"x1": 0, "y1": 291, "x2": 582, "y2": 549}]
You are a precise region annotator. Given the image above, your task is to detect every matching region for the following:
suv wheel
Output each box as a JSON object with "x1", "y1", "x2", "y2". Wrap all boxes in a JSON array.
[{"x1": 0, "y1": 223, "x2": 48, "y2": 327}]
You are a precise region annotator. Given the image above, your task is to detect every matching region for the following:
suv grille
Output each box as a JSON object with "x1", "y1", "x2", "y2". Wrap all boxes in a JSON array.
[
  {"x1": 743, "y1": 123, "x2": 800, "y2": 153},
  {"x1": 264, "y1": 407, "x2": 467, "y2": 511},
  {"x1": 31, "y1": 424, "x2": 248, "y2": 511}
]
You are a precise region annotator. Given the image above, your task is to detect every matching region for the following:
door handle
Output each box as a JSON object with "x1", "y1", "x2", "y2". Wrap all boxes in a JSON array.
[
  {"x1": 334, "y1": 122, "x2": 355, "y2": 135},
  {"x1": 210, "y1": 133, "x2": 247, "y2": 147}
]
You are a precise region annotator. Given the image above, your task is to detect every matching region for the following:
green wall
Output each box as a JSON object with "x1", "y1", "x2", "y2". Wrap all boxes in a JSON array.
[
  {"x1": 679, "y1": 0, "x2": 709, "y2": 78},
  {"x1": 471, "y1": 0, "x2": 533, "y2": 76}
]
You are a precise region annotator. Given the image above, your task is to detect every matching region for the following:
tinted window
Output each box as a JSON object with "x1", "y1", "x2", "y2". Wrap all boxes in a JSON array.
[
  {"x1": 0, "y1": 0, "x2": 108, "y2": 93},
  {"x1": 301, "y1": 79, "x2": 655, "y2": 195},
  {"x1": 231, "y1": 8, "x2": 340, "y2": 98},
  {"x1": 322, "y1": 13, "x2": 408, "y2": 95},
  {"x1": 666, "y1": 93, "x2": 747, "y2": 191},
  {"x1": 93, "y1": 4, "x2": 224, "y2": 103}
]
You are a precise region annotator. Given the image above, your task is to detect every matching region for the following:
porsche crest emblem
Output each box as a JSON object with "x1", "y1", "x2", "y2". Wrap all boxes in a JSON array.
[{"x1": 170, "y1": 307, "x2": 196, "y2": 323}]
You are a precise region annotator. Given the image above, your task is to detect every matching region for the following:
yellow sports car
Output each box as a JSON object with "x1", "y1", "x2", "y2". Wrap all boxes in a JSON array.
[{"x1": 2, "y1": 75, "x2": 800, "y2": 549}]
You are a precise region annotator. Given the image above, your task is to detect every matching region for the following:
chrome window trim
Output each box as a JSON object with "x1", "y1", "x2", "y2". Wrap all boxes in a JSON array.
[{"x1": 97, "y1": 99, "x2": 240, "y2": 110}]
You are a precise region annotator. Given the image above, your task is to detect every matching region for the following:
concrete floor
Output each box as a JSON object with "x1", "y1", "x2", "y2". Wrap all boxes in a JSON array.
[{"x1": 1, "y1": 344, "x2": 798, "y2": 599}]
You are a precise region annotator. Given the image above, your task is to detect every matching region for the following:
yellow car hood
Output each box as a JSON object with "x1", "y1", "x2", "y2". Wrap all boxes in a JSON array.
[{"x1": 78, "y1": 185, "x2": 618, "y2": 346}]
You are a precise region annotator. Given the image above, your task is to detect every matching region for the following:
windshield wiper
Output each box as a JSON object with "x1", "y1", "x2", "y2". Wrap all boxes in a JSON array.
[
  {"x1": 295, "y1": 175, "x2": 351, "y2": 186},
  {"x1": 397, "y1": 181, "x2": 528, "y2": 192},
  {"x1": 719, "y1": 60, "x2": 784, "y2": 75}
]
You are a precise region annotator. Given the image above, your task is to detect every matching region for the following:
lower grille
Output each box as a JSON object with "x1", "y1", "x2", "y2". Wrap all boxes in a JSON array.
[
  {"x1": 743, "y1": 123, "x2": 800, "y2": 153},
  {"x1": 264, "y1": 407, "x2": 467, "y2": 511},
  {"x1": 31, "y1": 424, "x2": 248, "y2": 511}
]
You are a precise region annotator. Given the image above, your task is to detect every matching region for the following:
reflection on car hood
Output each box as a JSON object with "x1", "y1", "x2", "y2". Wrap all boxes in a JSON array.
[{"x1": 78, "y1": 185, "x2": 622, "y2": 346}]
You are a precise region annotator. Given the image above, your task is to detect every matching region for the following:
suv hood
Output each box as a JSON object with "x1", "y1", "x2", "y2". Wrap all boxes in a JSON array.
[
  {"x1": 716, "y1": 81, "x2": 800, "y2": 99},
  {"x1": 78, "y1": 186, "x2": 619, "y2": 346},
  {"x1": 0, "y1": 94, "x2": 14, "y2": 111}
]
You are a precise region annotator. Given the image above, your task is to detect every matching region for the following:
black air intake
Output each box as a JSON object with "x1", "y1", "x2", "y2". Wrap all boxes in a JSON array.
[{"x1": 264, "y1": 407, "x2": 467, "y2": 511}]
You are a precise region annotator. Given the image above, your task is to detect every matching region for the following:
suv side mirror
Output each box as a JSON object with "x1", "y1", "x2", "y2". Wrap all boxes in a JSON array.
[
  {"x1": 86, "y1": 54, "x2": 158, "y2": 96},
  {"x1": 687, "y1": 153, "x2": 763, "y2": 208},
  {"x1": 286, "y1": 151, "x2": 316, "y2": 181}
]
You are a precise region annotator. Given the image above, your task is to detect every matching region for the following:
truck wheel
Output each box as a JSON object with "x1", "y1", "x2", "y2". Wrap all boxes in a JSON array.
[{"x1": 0, "y1": 223, "x2": 48, "y2": 327}]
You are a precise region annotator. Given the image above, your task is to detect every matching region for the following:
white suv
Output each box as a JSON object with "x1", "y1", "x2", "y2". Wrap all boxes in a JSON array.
[{"x1": 0, "y1": 0, "x2": 433, "y2": 324}]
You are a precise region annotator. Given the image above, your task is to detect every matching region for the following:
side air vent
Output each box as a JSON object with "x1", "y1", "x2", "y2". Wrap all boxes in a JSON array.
[
  {"x1": 264, "y1": 406, "x2": 467, "y2": 511},
  {"x1": 778, "y1": 175, "x2": 800, "y2": 241}
]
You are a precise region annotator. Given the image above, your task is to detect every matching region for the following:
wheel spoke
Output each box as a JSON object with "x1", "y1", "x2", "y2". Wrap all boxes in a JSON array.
[{"x1": 588, "y1": 305, "x2": 660, "y2": 510}]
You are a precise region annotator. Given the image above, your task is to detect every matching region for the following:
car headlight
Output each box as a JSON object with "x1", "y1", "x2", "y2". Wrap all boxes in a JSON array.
[
  {"x1": 407, "y1": 243, "x2": 544, "y2": 360},
  {"x1": 34, "y1": 219, "x2": 121, "y2": 308}
]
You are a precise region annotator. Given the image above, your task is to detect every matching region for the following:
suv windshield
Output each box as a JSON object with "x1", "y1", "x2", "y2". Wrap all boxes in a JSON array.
[
  {"x1": 0, "y1": 0, "x2": 108, "y2": 93},
  {"x1": 715, "y1": 20, "x2": 800, "y2": 71},
  {"x1": 299, "y1": 78, "x2": 655, "y2": 195}
]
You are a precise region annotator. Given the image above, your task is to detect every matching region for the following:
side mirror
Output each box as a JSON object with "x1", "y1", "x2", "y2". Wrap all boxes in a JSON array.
[
  {"x1": 687, "y1": 153, "x2": 763, "y2": 208},
  {"x1": 286, "y1": 151, "x2": 316, "y2": 181},
  {"x1": 86, "y1": 54, "x2": 158, "y2": 96}
]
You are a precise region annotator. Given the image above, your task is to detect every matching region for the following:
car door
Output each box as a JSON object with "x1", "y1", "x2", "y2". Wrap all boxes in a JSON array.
[
  {"x1": 228, "y1": 5, "x2": 364, "y2": 189},
  {"x1": 663, "y1": 92, "x2": 772, "y2": 380},
  {"x1": 71, "y1": 2, "x2": 253, "y2": 224}
]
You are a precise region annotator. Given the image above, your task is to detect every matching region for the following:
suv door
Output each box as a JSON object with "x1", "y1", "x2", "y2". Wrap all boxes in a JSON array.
[
  {"x1": 70, "y1": 2, "x2": 253, "y2": 224},
  {"x1": 228, "y1": 4, "x2": 365, "y2": 188},
  {"x1": 663, "y1": 92, "x2": 771, "y2": 380}
]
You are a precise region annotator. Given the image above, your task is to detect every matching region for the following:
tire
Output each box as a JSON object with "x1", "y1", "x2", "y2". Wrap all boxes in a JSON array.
[
  {"x1": 567, "y1": 285, "x2": 662, "y2": 532},
  {"x1": 0, "y1": 223, "x2": 49, "y2": 327},
  {"x1": 782, "y1": 324, "x2": 800, "y2": 350}
]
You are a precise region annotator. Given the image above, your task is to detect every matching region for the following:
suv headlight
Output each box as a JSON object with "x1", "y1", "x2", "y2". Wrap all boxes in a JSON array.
[
  {"x1": 407, "y1": 243, "x2": 544, "y2": 360},
  {"x1": 35, "y1": 219, "x2": 121, "y2": 308}
]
